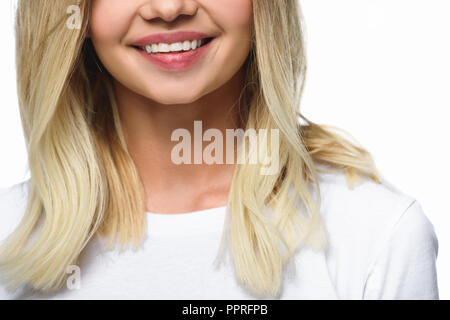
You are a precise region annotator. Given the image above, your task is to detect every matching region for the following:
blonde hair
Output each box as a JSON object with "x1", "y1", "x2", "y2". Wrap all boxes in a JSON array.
[{"x1": 0, "y1": 0, "x2": 381, "y2": 298}]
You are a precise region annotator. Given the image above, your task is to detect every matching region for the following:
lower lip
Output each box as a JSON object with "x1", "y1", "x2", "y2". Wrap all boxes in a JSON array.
[{"x1": 136, "y1": 39, "x2": 214, "y2": 71}]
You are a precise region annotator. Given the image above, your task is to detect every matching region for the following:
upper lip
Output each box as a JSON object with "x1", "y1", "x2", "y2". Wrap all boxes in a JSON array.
[{"x1": 131, "y1": 31, "x2": 214, "y2": 46}]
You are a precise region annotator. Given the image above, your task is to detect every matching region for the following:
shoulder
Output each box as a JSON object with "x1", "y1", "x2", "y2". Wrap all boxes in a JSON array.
[
  {"x1": 312, "y1": 163, "x2": 438, "y2": 296},
  {"x1": 317, "y1": 165, "x2": 437, "y2": 252},
  {"x1": 314, "y1": 162, "x2": 423, "y2": 233},
  {"x1": 0, "y1": 179, "x2": 31, "y2": 243}
]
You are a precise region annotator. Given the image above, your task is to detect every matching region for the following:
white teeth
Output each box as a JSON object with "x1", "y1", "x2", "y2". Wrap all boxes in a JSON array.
[
  {"x1": 191, "y1": 40, "x2": 198, "y2": 50},
  {"x1": 142, "y1": 39, "x2": 207, "y2": 54},
  {"x1": 159, "y1": 43, "x2": 170, "y2": 53},
  {"x1": 169, "y1": 42, "x2": 183, "y2": 51},
  {"x1": 182, "y1": 40, "x2": 191, "y2": 51}
]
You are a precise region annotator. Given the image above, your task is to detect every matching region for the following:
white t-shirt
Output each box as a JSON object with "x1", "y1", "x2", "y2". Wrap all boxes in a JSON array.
[{"x1": 0, "y1": 165, "x2": 439, "y2": 299}]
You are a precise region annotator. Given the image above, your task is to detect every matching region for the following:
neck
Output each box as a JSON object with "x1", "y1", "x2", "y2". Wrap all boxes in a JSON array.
[{"x1": 114, "y1": 67, "x2": 248, "y2": 213}]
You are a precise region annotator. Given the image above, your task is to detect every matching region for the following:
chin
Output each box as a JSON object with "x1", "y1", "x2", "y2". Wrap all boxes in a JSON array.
[{"x1": 143, "y1": 88, "x2": 203, "y2": 105}]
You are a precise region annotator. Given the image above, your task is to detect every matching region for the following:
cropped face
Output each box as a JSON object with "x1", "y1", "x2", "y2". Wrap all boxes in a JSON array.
[{"x1": 89, "y1": 0, "x2": 254, "y2": 105}]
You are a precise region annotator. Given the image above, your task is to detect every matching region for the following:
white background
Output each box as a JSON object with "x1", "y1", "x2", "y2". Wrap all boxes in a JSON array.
[{"x1": 0, "y1": 0, "x2": 449, "y2": 299}]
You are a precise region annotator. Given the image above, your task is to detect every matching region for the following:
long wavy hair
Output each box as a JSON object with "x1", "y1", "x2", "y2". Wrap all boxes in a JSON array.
[{"x1": 0, "y1": 0, "x2": 381, "y2": 298}]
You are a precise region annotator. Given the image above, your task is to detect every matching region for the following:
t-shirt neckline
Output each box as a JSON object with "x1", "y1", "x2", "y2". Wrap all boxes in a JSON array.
[
  {"x1": 146, "y1": 204, "x2": 228, "y2": 216},
  {"x1": 145, "y1": 205, "x2": 228, "y2": 237}
]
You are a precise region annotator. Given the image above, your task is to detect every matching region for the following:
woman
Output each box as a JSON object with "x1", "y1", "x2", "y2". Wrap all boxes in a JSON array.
[{"x1": 0, "y1": 0, "x2": 438, "y2": 299}]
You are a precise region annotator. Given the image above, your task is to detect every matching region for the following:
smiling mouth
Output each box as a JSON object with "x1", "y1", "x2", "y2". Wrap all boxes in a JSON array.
[{"x1": 132, "y1": 37, "x2": 214, "y2": 55}]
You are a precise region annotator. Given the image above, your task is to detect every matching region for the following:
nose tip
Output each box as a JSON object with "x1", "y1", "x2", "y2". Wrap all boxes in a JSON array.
[
  {"x1": 139, "y1": 0, "x2": 198, "y2": 23},
  {"x1": 155, "y1": 2, "x2": 181, "y2": 22}
]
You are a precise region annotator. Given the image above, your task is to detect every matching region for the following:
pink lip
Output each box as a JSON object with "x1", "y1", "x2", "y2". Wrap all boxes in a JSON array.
[
  {"x1": 132, "y1": 31, "x2": 213, "y2": 46},
  {"x1": 134, "y1": 37, "x2": 215, "y2": 71}
]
